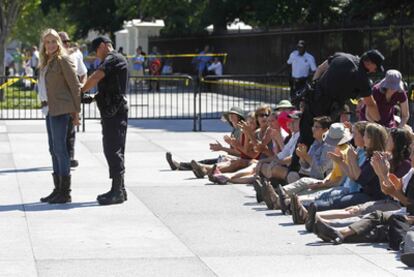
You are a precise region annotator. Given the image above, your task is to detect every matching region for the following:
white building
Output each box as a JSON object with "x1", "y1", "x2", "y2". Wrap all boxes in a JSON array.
[{"x1": 115, "y1": 19, "x2": 165, "y2": 56}]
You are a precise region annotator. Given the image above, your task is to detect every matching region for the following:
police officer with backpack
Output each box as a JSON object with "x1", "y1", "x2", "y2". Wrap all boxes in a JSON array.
[
  {"x1": 81, "y1": 36, "x2": 128, "y2": 205},
  {"x1": 289, "y1": 49, "x2": 385, "y2": 172}
]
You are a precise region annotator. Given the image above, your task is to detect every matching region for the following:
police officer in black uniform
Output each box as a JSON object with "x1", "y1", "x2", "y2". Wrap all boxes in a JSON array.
[
  {"x1": 289, "y1": 49, "x2": 385, "y2": 172},
  {"x1": 81, "y1": 36, "x2": 128, "y2": 205}
]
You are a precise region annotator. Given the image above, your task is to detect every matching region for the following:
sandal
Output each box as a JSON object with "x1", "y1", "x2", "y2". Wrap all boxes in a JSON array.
[{"x1": 209, "y1": 174, "x2": 229, "y2": 185}]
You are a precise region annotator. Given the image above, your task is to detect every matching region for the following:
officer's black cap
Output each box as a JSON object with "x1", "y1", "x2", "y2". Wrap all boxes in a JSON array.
[
  {"x1": 91, "y1": 36, "x2": 112, "y2": 52},
  {"x1": 297, "y1": 40, "x2": 305, "y2": 48},
  {"x1": 361, "y1": 49, "x2": 385, "y2": 72}
]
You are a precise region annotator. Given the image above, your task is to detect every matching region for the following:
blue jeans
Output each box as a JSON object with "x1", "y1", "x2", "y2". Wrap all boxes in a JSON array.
[
  {"x1": 311, "y1": 192, "x2": 375, "y2": 212},
  {"x1": 46, "y1": 114, "x2": 70, "y2": 176}
]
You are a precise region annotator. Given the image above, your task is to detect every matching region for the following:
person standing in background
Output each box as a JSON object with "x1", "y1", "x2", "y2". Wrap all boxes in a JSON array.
[
  {"x1": 59, "y1": 31, "x2": 88, "y2": 168},
  {"x1": 287, "y1": 40, "x2": 317, "y2": 102},
  {"x1": 30, "y1": 45, "x2": 40, "y2": 77}
]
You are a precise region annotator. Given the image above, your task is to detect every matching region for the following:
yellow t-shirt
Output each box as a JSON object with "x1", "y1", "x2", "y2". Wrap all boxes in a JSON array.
[{"x1": 328, "y1": 143, "x2": 350, "y2": 182}]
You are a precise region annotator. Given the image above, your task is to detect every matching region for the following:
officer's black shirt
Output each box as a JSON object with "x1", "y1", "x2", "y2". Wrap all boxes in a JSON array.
[
  {"x1": 319, "y1": 52, "x2": 372, "y2": 105},
  {"x1": 95, "y1": 51, "x2": 128, "y2": 118}
]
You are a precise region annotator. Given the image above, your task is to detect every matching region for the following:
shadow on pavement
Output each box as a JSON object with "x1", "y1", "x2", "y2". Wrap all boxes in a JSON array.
[
  {"x1": 0, "y1": 201, "x2": 99, "y2": 212},
  {"x1": 0, "y1": 166, "x2": 52, "y2": 175}
]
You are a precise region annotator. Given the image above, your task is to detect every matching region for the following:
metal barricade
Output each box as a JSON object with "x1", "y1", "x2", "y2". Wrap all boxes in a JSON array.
[
  {"x1": 197, "y1": 74, "x2": 290, "y2": 130},
  {"x1": 81, "y1": 74, "x2": 197, "y2": 130},
  {"x1": 0, "y1": 75, "x2": 42, "y2": 120}
]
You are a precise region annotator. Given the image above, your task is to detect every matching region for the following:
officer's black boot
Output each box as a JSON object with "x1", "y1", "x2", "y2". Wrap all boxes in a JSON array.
[
  {"x1": 97, "y1": 175, "x2": 125, "y2": 205},
  {"x1": 121, "y1": 177, "x2": 127, "y2": 201},
  {"x1": 49, "y1": 175, "x2": 72, "y2": 204},
  {"x1": 40, "y1": 174, "x2": 60, "y2": 202}
]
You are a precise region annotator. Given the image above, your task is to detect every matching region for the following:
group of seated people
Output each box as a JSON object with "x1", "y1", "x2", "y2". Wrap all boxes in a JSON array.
[{"x1": 165, "y1": 69, "x2": 414, "y2": 268}]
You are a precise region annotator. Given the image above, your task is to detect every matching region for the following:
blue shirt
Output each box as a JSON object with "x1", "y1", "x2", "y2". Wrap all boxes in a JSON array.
[
  {"x1": 196, "y1": 51, "x2": 212, "y2": 73},
  {"x1": 299, "y1": 140, "x2": 334, "y2": 179},
  {"x1": 133, "y1": 55, "x2": 145, "y2": 71},
  {"x1": 342, "y1": 147, "x2": 366, "y2": 193}
]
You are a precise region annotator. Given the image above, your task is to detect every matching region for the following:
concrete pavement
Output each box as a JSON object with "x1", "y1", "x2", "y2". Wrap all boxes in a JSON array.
[{"x1": 0, "y1": 119, "x2": 413, "y2": 276}]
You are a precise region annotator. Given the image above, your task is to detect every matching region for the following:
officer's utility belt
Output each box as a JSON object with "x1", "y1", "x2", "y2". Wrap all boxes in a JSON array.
[{"x1": 292, "y1": 77, "x2": 308, "y2": 82}]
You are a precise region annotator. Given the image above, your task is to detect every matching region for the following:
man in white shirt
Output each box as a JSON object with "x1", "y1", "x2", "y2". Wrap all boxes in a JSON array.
[
  {"x1": 59, "y1": 31, "x2": 88, "y2": 168},
  {"x1": 287, "y1": 40, "x2": 317, "y2": 102},
  {"x1": 207, "y1": 57, "x2": 223, "y2": 76}
]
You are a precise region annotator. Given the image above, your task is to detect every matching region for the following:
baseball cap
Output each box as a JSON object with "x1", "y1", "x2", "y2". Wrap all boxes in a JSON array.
[
  {"x1": 362, "y1": 49, "x2": 385, "y2": 72},
  {"x1": 91, "y1": 36, "x2": 112, "y2": 52}
]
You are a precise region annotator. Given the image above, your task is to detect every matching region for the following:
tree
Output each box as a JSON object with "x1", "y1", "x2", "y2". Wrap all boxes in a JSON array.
[
  {"x1": 40, "y1": 0, "x2": 139, "y2": 39},
  {"x1": 11, "y1": 1, "x2": 77, "y2": 48},
  {"x1": 0, "y1": 0, "x2": 26, "y2": 75}
]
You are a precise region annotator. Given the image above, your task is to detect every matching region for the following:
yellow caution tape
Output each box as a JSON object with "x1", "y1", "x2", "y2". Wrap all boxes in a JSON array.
[
  {"x1": 132, "y1": 77, "x2": 191, "y2": 86},
  {"x1": 0, "y1": 78, "x2": 20, "y2": 90},
  {"x1": 87, "y1": 53, "x2": 228, "y2": 64},
  {"x1": 0, "y1": 76, "x2": 38, "y2": 90},
  {"x1": 201, "y1": 78, "x2": 289, "y2": 90}
]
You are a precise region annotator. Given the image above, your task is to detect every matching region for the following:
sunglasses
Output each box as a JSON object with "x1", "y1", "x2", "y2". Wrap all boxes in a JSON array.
[{"x1": 258, "y1": 113, "x2": 270, "y2": 118}]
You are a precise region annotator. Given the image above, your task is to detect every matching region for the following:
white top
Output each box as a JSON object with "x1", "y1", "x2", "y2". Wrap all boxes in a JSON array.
[
  {"x1": 70, "y1": 49, "x2": 88, "y2": 77},
  {"x1": 389, "y1": 167, "x2": 414, "y2": 216},
  {"x1": 207, "y1": 62, "x2": 223, "y2": 76},
  {"x1": 287, "y1": 50, "x2": 317, "y2": 78},
  {"x1": 277, "y1": 131, "x2": 300, "y2": 160},
  {"x1": 402, "y1": 168, "x2": 414, "y2": 194},
  {"x1": 38, "y1": 65, "x2": 48, "y2": 116}
]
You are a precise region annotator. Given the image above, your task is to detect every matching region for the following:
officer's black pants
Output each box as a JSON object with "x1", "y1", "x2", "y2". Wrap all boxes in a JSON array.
[{"x1": 101, "y1": 111, "x2": 128, "y2": 178}]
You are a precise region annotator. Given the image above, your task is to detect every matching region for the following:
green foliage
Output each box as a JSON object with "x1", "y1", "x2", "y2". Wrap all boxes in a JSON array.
[
  {"x1": 11, "y1": 1, "x2": 77, "y2": 48},
  {"x1": 0, "y1": 85, "x2": 40, "y2": 109},
  {"x1": 36, "y1": 0, "x2": 414, "y2": 37}
]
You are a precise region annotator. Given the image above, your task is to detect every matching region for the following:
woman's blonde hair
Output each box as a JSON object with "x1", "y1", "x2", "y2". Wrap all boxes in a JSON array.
[
  {"x1": 39, "y1": 28, "x2": 67, "y2": 69},
  {"x1": 364, "y1": 123, "x2": 388, "y2": 157}
]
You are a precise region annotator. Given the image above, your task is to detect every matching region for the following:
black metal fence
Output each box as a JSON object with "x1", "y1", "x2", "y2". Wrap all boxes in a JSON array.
[
  {"x1": 0, "y1": 74, "x2": 290, "y2": 131},
  {"x1": 197, "y1": 74, "x2": 290, "y2": 130},
  {"x1": 150, "y1": 25, "x2": 414, "y2": 83}
]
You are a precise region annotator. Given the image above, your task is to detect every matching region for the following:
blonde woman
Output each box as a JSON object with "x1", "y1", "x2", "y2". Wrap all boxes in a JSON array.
[{"x1": 38, "y1": 28, "x2": 81, "y2": 204}]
